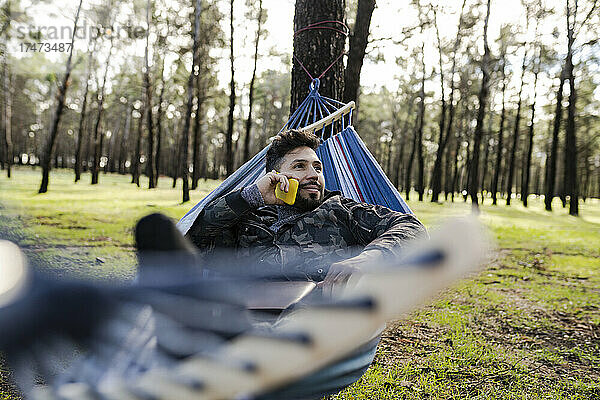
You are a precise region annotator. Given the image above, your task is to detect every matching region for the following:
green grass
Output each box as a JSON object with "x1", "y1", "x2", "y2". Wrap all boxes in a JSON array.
[
  {"x1": 0, "y1": 168, "x2": 220, "y2": 280},
  {"x1": 1, "y1": 167, "x2": 599, "y2": 399}
]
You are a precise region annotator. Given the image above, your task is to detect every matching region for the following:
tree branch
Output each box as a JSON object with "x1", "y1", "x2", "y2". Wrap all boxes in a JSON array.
[{"x1": 575, "y1": 0, "x2": 597, "y2": 36}]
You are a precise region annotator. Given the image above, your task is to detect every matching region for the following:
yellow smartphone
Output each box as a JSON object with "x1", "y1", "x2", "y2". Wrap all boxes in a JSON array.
[{"x1": 275, "y1": 175, "x2": 299, "y2": 205}]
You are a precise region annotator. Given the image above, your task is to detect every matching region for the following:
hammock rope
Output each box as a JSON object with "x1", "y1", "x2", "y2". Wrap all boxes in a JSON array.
[{"x1": 292, "y1": 20, "x2": 349, "y2": 81}]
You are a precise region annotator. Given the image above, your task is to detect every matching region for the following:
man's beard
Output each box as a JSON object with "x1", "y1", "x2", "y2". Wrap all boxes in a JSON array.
[{"x1": 294, "y1": 186, "x2": 324, "y2": 211}]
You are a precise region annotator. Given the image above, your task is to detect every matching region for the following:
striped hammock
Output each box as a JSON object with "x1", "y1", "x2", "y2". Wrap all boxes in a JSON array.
[{"x1": 177, "y1": 79, "x2": 410, "y2": 235}]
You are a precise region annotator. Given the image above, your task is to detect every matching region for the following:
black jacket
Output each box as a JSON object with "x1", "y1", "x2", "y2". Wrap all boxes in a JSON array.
[{"x1": 186, "y1": 189, "x2": 427, "y2": 281}]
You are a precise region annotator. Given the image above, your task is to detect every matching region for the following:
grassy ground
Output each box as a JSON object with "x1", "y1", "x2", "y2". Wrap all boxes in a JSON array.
[
  {"x1": 1, "y1": 167, "x2": 599, "y2": 399},
  {"x1": 0, "y1": 168, "x2": 220, "y2": 281}
]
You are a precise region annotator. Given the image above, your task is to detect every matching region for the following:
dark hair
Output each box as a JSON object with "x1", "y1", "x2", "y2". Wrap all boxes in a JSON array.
[{"x1": 265, "y1": 129, "x2": 320, "y2": 172}]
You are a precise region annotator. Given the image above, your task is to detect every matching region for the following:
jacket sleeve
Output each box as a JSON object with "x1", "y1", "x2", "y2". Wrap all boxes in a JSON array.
[
  {"x1": 185, "y1": 189, "x2": 253, "y2": 249},
  {"x1": 344, "y1": 199, "x2": 428, "y2": 257}
]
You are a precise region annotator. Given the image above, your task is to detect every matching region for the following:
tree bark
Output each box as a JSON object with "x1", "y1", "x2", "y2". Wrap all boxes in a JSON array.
[
  {"x1": 117, "y1": 103, "x2": 132, "y2": 175},
  {"x1": 106, "y1": 107, "x2": 122, "y2": 173},
  {"x1": 191, "y1": 82, "x2": 202, "y2": 189},
  {"x1": 431, "y1": 0, "x2": 466, "y2": 203},
  {"x1": 544, "y1": 69, "x2": 565, "y2": 211},
  {"x1": 180, "y1": 0, "x2": 202, "y2": 202},
  {"x1": 462, "y1": 126, "x2": 472, "y2": 201},
  {"x1": 506, "y1": 44, "x2": 528, "y2": 205},
  {"x1": 405, "y1": 113, "x2": 418, "y2": 201},
  {"x1": 467, "y1": 0, "x2": 491, "y2": 210},
  {"x1": 450, "y1": 128, "x2": 461, "y2": 202},
  {"x1": 564, "y1": 0, "x2": 578, "y2": 216},
  {"x1": 74, "y1": 43, "x2": 95, "y2": 182},
  {"x1": 342, "y1": 0, "x2": 375, "y2": 107},
  {"x1": 242, "y1": 0, "x2": 264, "y2": 164},
  {"x1": 38, "y1": 0, "x2": 83, "y2": 193},
  {"x1": 491, "y1": 58, "x2": 507, "y2": 205},
  {"x1": 416, "y1": 49, "x2": 425, "y2": 202},
  {"x1": 430, "y1": 7, "x2": 446, "y2": 203},
  {"x1": 480, "y1": 114, "x2": 492, "y2": 203},
  {"x1": 131, "y1": 107, "x2": 143, "y2": 186},
  {"x1": 415, "y1": 1, "x2": 426, "y2": 202},
  {"x1": 2, "y1": 45, "x2": 12, "y2": 179},
  {"x1": 91, "y1": 37, "x2": 114, "y2": 185},
  {"x1": 290, "y1": 0, "x2": 346, "y2": 115},
  {"x1": 172, "y1": 119, "x2": 181, "y2": 188},
  {"x1": 144, "y1": 0, "x2": 156, "y2": 188},
  {"x1": 444, "y1": 132, "x2": 454, "y2": 201},
  {"x1": 224, "y1": 0, "x2": 236, "y2": 176},
  {"x1": 155, "y1": 59, "x2": 165, "y2": 186},
  {"x1": 521, "y1": 46, "x2": 540, "y2": 207},
  {"x1": 393, "y1": 98, "x2": 414, "y2": 189}
]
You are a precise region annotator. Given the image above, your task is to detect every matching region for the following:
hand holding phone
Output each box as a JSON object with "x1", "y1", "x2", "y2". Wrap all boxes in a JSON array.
[
  {"x1": 275, "y1": 176, "x2": 299, "y2": 205},
  {"x1": 255, "y1": 171, "x2": 299, "y2": 205}
]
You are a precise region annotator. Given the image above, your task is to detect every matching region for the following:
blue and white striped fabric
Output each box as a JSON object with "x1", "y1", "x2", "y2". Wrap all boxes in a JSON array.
[{"x1": 316, "y1": 127, "x2": 411, "y2": 214}]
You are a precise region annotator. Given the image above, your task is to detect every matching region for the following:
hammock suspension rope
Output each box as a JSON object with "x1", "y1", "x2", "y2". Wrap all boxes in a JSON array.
[{"x1": 292, "y1": 20, "x2": 349, "y2": 81}]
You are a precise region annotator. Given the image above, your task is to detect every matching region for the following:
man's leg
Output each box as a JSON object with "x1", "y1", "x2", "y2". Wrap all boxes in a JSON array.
[{"x1": 134, "y1": 213, "x2": 201, "y2": 284}]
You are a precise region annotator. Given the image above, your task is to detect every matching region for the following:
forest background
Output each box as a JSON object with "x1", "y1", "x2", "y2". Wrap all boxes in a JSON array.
[{"x1": 0, "y1": 0, "x2": 598, "y2": 211}]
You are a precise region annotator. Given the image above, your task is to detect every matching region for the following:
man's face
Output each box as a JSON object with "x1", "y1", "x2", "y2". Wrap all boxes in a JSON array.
[{"x1": 278, "y1": 146, "x2": 326, "y2": 210}]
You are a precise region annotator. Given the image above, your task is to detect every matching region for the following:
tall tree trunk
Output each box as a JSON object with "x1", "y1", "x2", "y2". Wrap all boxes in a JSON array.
[
  {"x1": 144, "y1": 0, "x2": 156, "y2": 189},
  {"x1": 462, "y1": 129, "x2": 472, "y2": 201},
  {"x1": 290, "y1": 0, "x2": 346, "y2": 114},
  {"x1": 416, "y1": 54, "x2": 425, "y2": 202},
  {"x1": 191, "y1": 74, "x2": 203, "y2": 190},
  {"x1": 414, "y1": 1, "x2": 427, "y2": 202},
  {"x1": 581, "y1": 150, "x2": 590, "y2": 201},
  {"x1": 443, "y1": 3, "x2": 468, "y2": 201},
  {"x1": 444, "y1": 132, "x2": 454, "y2": 201},
  {"x1": 91, "y1": 37, "x2": 114, "y2": 185},
  {"x1": 342, "y1": 0, "x2": 375, "y2": 108},
  {"x1": 2, "y1": 47, "x2": 12, "y2": 179},
  {"x1": 106, "y1": 108, "x2": 122, "y2": 173},
  {"x1": 405, "y1": 118, "x2": 418, "y2": 201},
  {"x1": 180, "y1": 0, "x2": 202, "y2": 202},
  {"x1": 393, "y1": 99, "x2": 414, "y2": 189},
  {"x1": 172, "y1": 119, "x2": 180, "y2": 188},
  {"x1": 82, "y1": 111, "x2": 93, "y2": 172},
  {"x1": 155, "y1": 59, "x2": 165, "y2": 186},
  {"x1": 564, "y1": 0, "x2": 578, "y2": 216},
  {"x1": 450, "y1": 130, "x2": 461, "y2": 202},
  {"x1": 117, "y1": 103, "x2": 132, "y2": 175},
  {"x1": 386, "y1": 100, "x2": 401, "y2": 179},
  {"x1": 430, "y1": 0, "x2": 466, "y2": 203},
  {"x1": 480, "y1": 113, "x2": 492, "y2": 203},
  {"x1": 38, "y1": 0, "x2": 83, "y2": 193},
  {"x1": 225, "y1": 0, "x2": 236, "y2": 176},
  {"x1": 243, "y1": 0, "x2": 264, "y2": 164},
  {"x1": 491, "y1": 58, "x2": 507, "y2": 205},
  {"x1": 521, "y1": 46, "x2": 540, "y2": 207},
  {"x1": 430, "y1": 7, "x2": 446, "y2": 203},
  {"x1": 74, "y1": 44, "x2": 94, "y2": 182},
  {"x1": 467, "y1": 0, "x2": 491, "y2": 210},
  {"x1": 131, "y1": 108, "x2": 143, "y2": 186},
  {"x1": 506, "y1": 44, "x2": 528, "y2": 205},
  {"x1": 386, "y1": 113, "x2": 395, "y2": 176}
]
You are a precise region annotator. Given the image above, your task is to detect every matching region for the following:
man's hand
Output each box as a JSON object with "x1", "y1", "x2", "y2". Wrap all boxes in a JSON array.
[
  {"x1": 255, "y1": 170, "x2": 292, "y2": 205},
  {"x1": 319, "y1": 250, "x2": 384, "y2": 297}
]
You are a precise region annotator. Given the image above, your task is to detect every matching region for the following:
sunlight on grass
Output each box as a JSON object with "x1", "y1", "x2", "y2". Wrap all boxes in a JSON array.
[{"x1": 0, "y1": 168, "x2": 219, "y2": 278}]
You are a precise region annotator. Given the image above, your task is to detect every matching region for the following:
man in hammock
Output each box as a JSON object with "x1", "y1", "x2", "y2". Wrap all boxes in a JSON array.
[{"x1": 185, "y1": 129, "x2": 426, "y2": 294}]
